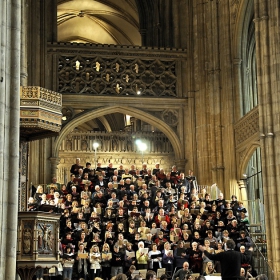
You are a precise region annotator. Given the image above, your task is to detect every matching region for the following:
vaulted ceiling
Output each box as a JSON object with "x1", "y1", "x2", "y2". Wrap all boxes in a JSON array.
[{"x1": 57, "y1": 0, "x2": 141, "y2": 45}]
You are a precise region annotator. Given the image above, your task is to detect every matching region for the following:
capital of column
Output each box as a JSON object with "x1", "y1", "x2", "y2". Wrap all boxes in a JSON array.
[
  {"x1": 49, "y1": 157, "x2": 60, "y2": 177},
  {"x1": 237, "y1": 180, "x2": 246, "y2": 189},
  {"x1": 233, "y1": 58, "x2": 242, "y2": 66},
  {"x1": 49, "y1": 157, "x2": 60, "y2": 165},
  {"x1": 175, "y1": 159, "x2": 187, "y2": 173}
]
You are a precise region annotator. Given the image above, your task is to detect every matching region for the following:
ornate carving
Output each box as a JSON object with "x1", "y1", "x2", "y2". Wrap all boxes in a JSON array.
[
  {"x1": 20, "y1": 86, "x2": 62, "y2": 139},
  {"x1": 21, "y1": 86, "x2": 62, "y2": 105},
  {"x1": 57, "y1": 54, "x2": 178, "y2": 97},
  {"x1": 234, "y1": 106, "x2": 259, "y2": 146},
  {"x1": 21, "y1": 221, "x2": 34, "y2": 255},
  {"x1": 61, "y1": 131, "x2": 173, "y2": 153},
  {"x1": 161, "y1": 109, "x2": 179, "y2": 126}
]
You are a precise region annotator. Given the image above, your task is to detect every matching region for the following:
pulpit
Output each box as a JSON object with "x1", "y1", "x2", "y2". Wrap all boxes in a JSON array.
[{"x1": 17, "y1": 211, "x2": 61, "y2": 280}]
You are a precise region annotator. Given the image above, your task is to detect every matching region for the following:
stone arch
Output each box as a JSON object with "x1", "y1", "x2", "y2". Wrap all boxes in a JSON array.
[
  {"x1": 238, "y1": 141, "x2": 260, "y2": 178},
  {"x1": 233, "y1": 0, "x2": 254, "y2": 59},
  {"x1": 53, "y1": 105, "x2": 183, "y2": 159}
]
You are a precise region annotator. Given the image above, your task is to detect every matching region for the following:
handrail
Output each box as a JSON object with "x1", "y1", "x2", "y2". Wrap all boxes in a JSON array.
[{"x1": 245, "y1": 228, "x2": 274, "y2": 279}]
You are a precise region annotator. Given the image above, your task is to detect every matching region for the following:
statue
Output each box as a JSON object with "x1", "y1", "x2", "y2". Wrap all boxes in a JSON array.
[{"x1": 39, "y1": 223, "x2": 52, "y2": 251}]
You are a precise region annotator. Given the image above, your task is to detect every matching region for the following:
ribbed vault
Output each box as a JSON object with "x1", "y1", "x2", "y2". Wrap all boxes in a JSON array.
[{"x1": 57, "y1": 0, "x2": 141, "y2": 45}]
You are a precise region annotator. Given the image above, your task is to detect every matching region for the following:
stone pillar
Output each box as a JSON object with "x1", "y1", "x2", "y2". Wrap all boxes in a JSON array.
[
  {"x1": 49, "y1": 157, "x2": 60, "y2": 178},
  {"x1": 20, "y1": 0, "x2": 28, "y2": 86},
  {"x1": 0, "y1": 0, "x2": 21, "y2": 279},
  {"x1": 254, "y1": 0, "x2": 280, "y2": 275},
  {"x1": 237, "y1": 180, "x2": 248, "y2": 209},
  {"x1": 232, "y1": 59, "x2": 242, "y2": 120},
  {"x1": 174, "y1": 159, "x2": 186, "y2": 174}
]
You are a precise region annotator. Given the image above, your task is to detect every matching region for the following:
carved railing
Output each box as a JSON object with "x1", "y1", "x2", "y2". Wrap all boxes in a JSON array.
[
  {"x1": 48, "y1": 42, "x2": 187, "y2": 97},
  {"x1": 234, "y1": 106, "x2": 259, "y2": 147},
  {"x1": 20, "y1": 86, "x2": 62, "y2": 140}
]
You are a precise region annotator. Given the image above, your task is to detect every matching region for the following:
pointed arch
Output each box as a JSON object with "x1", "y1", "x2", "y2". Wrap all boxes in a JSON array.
[
  {"x1": 233, "y1": 0, "x2": 254, "y2": 59},
  {"x1": 53, "y1": 105, "x2": 183, "y2": 159},
  {"x1": 238, "y1": 142, "x2": 260, "y2": 177}
]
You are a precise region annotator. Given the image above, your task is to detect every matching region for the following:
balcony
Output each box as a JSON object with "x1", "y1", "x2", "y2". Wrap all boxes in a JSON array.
[{"x1": 20, "y1": 86, "x2": 62, "y2": 141}]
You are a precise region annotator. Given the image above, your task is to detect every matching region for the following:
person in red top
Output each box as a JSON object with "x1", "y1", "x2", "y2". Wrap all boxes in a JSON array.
[
  {"x1": 154, "y1": 231, "x2": 168, "y2": 251},
  {"x1": 155, "y1": 208, "x2": 170, "y2": 226}
]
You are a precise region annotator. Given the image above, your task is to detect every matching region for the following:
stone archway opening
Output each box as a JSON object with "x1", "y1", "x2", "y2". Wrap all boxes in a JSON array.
[{"x1": 53, "y1": 105, "x2": 184, "y2": 183}]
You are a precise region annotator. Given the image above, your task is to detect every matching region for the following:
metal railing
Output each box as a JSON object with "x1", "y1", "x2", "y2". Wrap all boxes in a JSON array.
[{"x1": 243, "y1": 199, "x2": 274, "y2": 279}]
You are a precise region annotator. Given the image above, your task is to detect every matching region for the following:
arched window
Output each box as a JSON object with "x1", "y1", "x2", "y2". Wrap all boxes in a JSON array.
[{"x1": 239, "y1": 1, "x2": 258, "y2": 116}]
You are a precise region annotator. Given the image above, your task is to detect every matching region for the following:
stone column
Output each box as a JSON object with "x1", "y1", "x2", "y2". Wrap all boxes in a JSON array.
[
  {"x1": 49, "y1": 157, "x2": 60, "y2": 178},
  {"x1": 0, "y1": 0, "x2": 21, "y2": 279},
  {"x1": 174, "y1": 159, "x2": 186, "y2": 174},
  {"x1": 20, "y1": 0, "x2": 28, "y2": 86},
  {"x1": 237, "y1": 180, "x2": 248, "y2": 208},
  {"x1": 232, "y1": 59, "x2": 242, "y2": 120},
  {"x1": 254, "y1": 0, "x2": 280, "y2": 275}
]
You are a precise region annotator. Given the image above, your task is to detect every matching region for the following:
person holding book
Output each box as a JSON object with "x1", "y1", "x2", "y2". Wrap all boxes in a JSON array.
[
  {"x1": 155, "y1": 208, "x2": 170, "y2": 227},
  {"x1": 62, "y1": 245, "x2": 75, "y2": 280},
  {"x1": 125, "y1": 243, "x2": 136, "y2": 272},
  {"x1": 136, "y1": 241, "x2": 149, "y2": 269},
  {"x1": 174, "y1": 240, "x2": 189, "y2": 269},
  {"x1": 236, "y1": 231, "x2": 253, "y2": 250},
  {"x1": 76, "y1": 243, "x2": 89, "y2": 280},
  {"x1": 89, "y1": 244, "x2": 101, "y2": 279},
  {"x1": 154, "y1": 231, "x2": 168, "y2": 251},
  {"x1": 162, "y1": 242, "x2": 174, "y2": 275},
  {"x1": 148, "y1": 243, "x2": 162, "y2": 272},
  {"x1": 100, "y1": 242, "x2": 112, "y2": 280},
  {"x1": 115, "y1": 233, "x2": 128, "y2": 254}
]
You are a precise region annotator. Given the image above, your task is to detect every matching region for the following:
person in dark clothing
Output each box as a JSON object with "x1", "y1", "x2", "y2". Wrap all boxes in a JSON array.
[
  {"x1": 111, "y1": 245, "x2": 125, "y2": 276},
  {"x1": 200, "y1": 239, "x2": 252, "y2": 280},
  {"x1": 70, "y1": 158, "x2": 83, "y2": 176}
]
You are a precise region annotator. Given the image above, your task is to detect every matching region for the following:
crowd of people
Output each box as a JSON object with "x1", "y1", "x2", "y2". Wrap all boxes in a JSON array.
[{"x1": 29, "y1": 158, "x2": 265, "y2": 280}]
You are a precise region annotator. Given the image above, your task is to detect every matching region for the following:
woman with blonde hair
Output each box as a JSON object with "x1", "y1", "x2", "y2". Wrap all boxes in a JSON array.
[
  {"x1": 101, "y1": 243, "x2": 112, "y2": 280},
  {"x1": 202, "y1": 240, "x2": 214, "y2": 272},
  {"x1": 203, "y1": 261, "x2": 216, "y2": 276},
  {"x1": 34, "y1": 185, "x2": 44, "y2": 203},
  {"x1": 89, "y1": 244, "x2": 101, "y2": 279},
  {"x1": 162, "y1": 242, "x2": 174, "y2": 274}
]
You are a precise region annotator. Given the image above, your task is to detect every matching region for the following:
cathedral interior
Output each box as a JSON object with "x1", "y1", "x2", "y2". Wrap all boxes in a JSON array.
[{"x1": 1, "y1": 0, "x2": 280, "y2": 279}]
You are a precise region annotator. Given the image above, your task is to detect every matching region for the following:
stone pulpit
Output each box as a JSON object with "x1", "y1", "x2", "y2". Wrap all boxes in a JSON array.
[{"x1": 17, "y1": 211, "x2": 61, "y2": 280}]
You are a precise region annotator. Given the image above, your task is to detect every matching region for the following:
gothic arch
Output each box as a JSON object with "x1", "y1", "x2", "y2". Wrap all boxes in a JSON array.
[
  {"x1": 53, "y1": 105, "x2": 183, "y2": 159},
  {"x1": 238, "y1": 142, "x2": 260, "y2": 178},
  {"x1": 233, "y1": 0, "x2": 254, "y2": 59}
]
